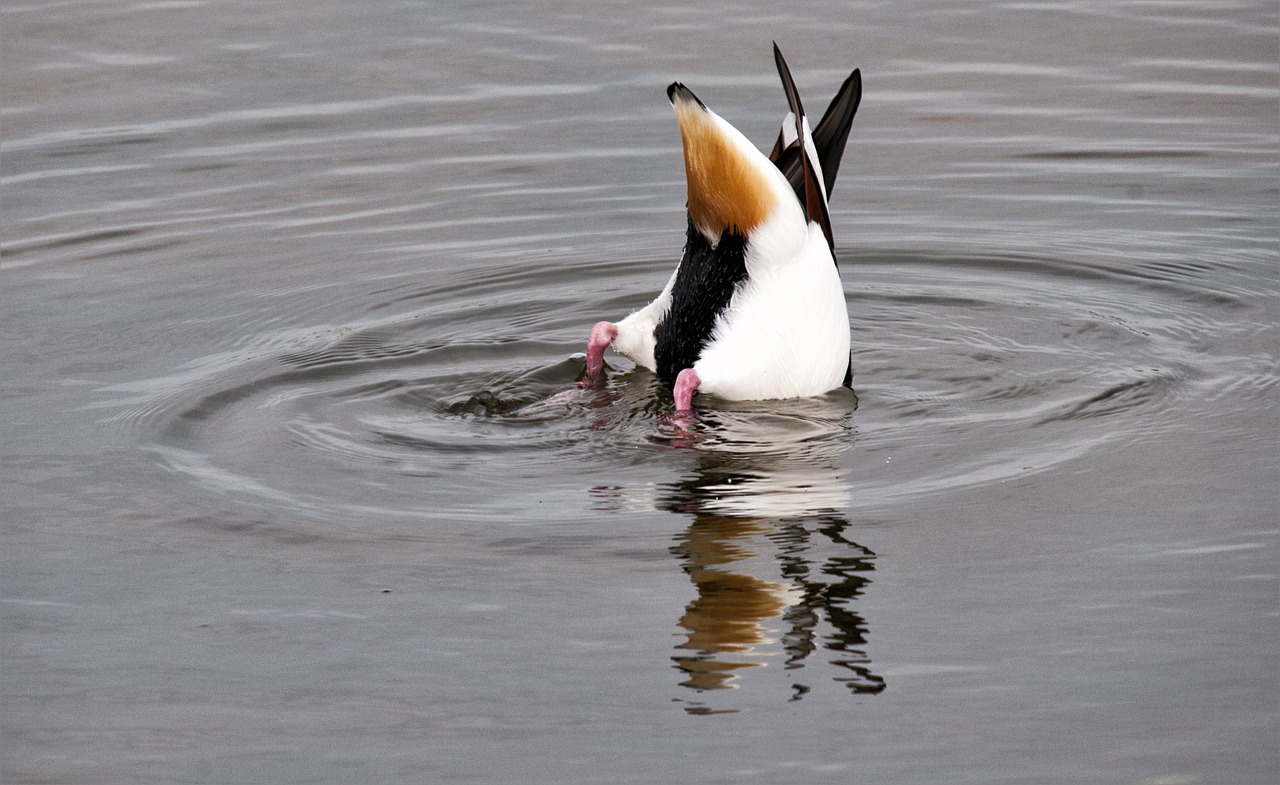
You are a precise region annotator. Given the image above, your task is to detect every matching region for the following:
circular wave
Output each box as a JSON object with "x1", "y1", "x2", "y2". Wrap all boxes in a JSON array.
[{"x1": 111, "y1": 247, "x2": 1238, "y2": 525}]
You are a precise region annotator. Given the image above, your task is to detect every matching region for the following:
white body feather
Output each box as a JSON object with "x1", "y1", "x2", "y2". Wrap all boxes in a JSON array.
[
  {"x1": 613, "y1": 267, "x2": 676, "y2": 372},
  {"x1": 697, "y1": 221, "x2": 849, "y2": 400}
]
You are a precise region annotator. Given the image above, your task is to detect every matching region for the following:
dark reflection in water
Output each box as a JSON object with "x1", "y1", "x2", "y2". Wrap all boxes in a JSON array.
[
  {"x1": 666, "y1": 506, "x2": 883, "y2": 704},
  {"x1": 649, "y1": 402, "x2": 884, "y2": 711}
]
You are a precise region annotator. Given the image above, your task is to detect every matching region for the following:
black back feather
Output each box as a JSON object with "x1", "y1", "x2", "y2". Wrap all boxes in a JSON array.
[{"x1": 653, "y1": 222, "x2": 749, "y2": 387}]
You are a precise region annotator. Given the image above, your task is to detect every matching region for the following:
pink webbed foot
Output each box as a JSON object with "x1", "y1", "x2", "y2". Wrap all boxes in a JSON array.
[
  {"x1": 657, "y1": 367, "x2": 703, "y2": 441},
  {"x1": 581, "y1": 321, "x2": 618, "y2": 387},
  {"x1": 673, "y1": 367, "x2": 701, "y2": 412}
]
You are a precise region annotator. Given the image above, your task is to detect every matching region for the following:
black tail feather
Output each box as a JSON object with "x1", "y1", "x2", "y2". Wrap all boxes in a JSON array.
[
  {"x1": 770, "y1": 58, "x2": 862, "y2": 202},
  {"x1": 772, "y1": 42, "x2": 835, "y2": 252}
]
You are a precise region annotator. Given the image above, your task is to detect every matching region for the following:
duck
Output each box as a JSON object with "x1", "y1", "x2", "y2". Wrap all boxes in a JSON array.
[{"x1": 583, "y1": 43, "x2": 862, "y2": 412}]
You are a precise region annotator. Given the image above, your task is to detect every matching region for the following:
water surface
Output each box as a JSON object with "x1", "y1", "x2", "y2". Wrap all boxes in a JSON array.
[{"x1": 3, "y1": 1, "x2": 1277, "y2": 783}]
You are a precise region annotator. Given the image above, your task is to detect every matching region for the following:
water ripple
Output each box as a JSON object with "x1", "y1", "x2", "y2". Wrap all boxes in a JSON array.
[{"x1": 88, "y1": 244, "x2": 1260, "y2": 525}]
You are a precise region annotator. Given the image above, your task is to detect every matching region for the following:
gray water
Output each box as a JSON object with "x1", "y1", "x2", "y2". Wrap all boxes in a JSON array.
[{"x1": 3, "y1": 1, "x2": 1277, "y2": 783}]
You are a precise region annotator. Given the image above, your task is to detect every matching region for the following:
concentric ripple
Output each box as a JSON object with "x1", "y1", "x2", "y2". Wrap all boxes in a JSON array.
[{"x1": 104, "y1": 246, "x2": 1249, "y2": 527}]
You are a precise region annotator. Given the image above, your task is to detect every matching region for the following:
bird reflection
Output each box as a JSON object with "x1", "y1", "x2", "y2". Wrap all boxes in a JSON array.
[
  {"x1": 656, "y1": 397, "x2": 885, "y2": 705},
  {"x1": 670, "y1": 517, "x2": 802, "y2": 691}
]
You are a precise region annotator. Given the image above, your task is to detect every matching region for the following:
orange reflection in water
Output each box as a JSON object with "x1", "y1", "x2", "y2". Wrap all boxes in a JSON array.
[{"x1": 672, "y1": 517, "x2": 801, "y2": 691}]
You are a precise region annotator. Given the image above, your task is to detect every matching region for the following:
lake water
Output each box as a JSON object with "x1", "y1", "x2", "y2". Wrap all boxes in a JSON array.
[{"x1": 3, "y1": 1, "x2": 1277, "y2": 783}]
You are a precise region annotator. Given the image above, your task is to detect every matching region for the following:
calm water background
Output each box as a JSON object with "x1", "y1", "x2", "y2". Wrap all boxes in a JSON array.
[{"x1": 3, "y1": 1, "x2": 1277, "y2": 783}]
